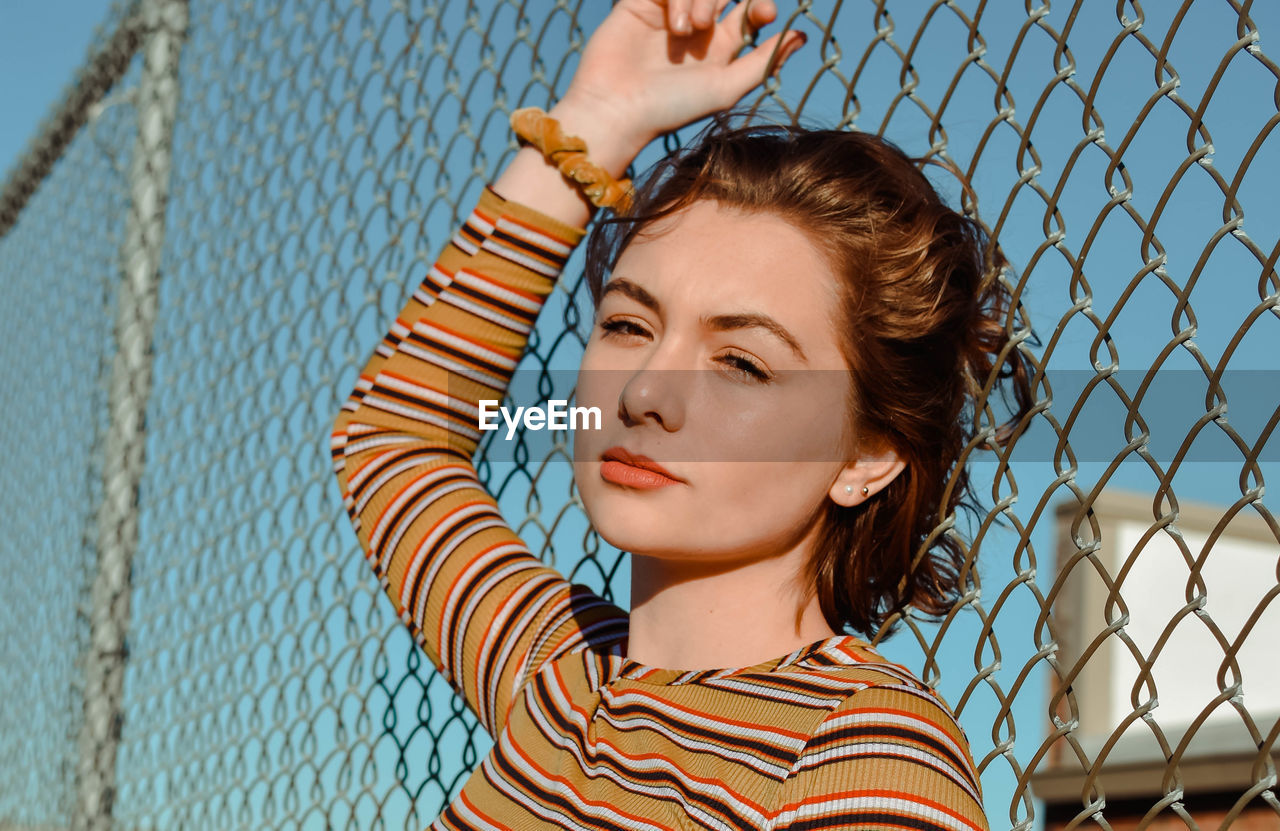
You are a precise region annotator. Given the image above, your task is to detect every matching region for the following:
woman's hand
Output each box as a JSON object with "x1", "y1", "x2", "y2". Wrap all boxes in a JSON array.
[
  {"x1": 554, "y1": 0, "x2": 807, "y2": 175},
  {"x1": 493, "y1": 0, "x2": 804, "y2": 226}
]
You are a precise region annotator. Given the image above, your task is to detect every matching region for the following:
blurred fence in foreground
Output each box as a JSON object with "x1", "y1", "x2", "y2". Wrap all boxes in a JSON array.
[{"x1": 1, "y1": 1, "x2": 1277, "y2": 829}]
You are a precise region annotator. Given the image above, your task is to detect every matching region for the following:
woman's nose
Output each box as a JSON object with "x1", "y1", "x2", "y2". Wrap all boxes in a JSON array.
[{"x1": 617, "y1": 366, "x2": 687, "y2": 432}]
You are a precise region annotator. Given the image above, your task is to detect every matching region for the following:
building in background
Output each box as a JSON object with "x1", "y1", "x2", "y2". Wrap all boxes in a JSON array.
[{"x1": 1035, "y1": 490, "x2": 1280, "y2": 829}]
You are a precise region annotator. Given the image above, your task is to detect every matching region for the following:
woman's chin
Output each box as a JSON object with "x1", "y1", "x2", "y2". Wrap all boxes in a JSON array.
[{"x1": 585, "y1": 500, "x2": 679, "y2": 553}]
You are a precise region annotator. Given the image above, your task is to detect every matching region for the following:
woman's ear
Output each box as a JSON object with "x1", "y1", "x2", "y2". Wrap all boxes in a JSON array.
[{"x1": 828, "y1": 447, "x2": 906, "y2": 507}]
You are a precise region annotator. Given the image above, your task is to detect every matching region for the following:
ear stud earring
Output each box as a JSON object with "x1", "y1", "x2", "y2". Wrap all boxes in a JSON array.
[{"x1": 843, "y1": 485, "x2": 871, "y2": 496}]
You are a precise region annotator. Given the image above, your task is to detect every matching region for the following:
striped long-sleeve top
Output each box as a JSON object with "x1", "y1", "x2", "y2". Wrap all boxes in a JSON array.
[{"x1": 330, "y1": 186, "x2": 990, "y2": 831}]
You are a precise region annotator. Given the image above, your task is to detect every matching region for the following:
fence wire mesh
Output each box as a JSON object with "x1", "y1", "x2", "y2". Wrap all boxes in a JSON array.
[{"x1": 1, "y1": 1, "x2": 1277, "y2": 830}]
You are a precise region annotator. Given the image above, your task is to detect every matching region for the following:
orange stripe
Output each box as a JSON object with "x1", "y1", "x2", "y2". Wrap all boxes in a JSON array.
[
  {"x1": 372, "y1": 465, "x2": 470, "y2": 547},
  {"x1": 433, "y1": 528, "x2": 524, "y2": 673},
  {"x1": 378, "y1": 367, "x2": 446, "y2": 391},
  {"x1": 511, "y1": 597, "x2": 572, "y2": 699},
  {"x1": 457, "y1": 788, "x2": 503, "y2": 828},
  {"x1": 549, "y1": 657, "x2": 596, "y2": 725},
  {"x1": 783, "y1": 787, "x2": 980, "y2": 829},
  {"x1": 538, "y1": 624, "x2": 588, "y2": 670},
  {"x1": 477, "y1": 570, "x2": 564, "y2": 713},
  {"x1": 503, "y1": 731, "x2": 677, "y2": 831},
  {"x1": 834, "y1": 642, "x2": 872, "y2": 662},
  {"x1": 619, "y1": 687, "x2": 811, "y2": 742},
  {"x1": 414, "y1": 317, "x2": 520, "y2": 359},
  {"x1": 542, "y1": 668, "x2": 772, "y2": 816},
  {"x1": 832, "y1": 704, "x2": 949, "y2": 724},
  {"x1": 346, "y1": 443, "x2": 408, "y2": 489},
  {"x1": 499, "y1": 211, "x2": 573, "y2": 247},
  {"x1": 444, "y1": 291, "x2": 533, "y2": 326},
  {"x1": 456, "y1": 267, "x2": 543, "y2": 302},
  {"x1": 489, "y1": 234, "x2": 559, "y2": 269}
]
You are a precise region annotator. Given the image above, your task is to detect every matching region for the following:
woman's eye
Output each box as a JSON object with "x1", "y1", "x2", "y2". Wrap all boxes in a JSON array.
[
  {"x1": 598, "y1": 318, "x2": 650, "y2": 339},
  {"x1": 717, "y1": 352, "x2": 772, "y2": 383}
]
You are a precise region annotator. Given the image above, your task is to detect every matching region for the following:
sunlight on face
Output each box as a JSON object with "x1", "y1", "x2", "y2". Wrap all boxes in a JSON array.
[{"x1": 572, "y1": 200, "x2": 862, "y2": 566}]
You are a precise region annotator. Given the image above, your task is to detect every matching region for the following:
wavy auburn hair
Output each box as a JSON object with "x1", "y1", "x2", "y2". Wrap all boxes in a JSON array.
[{"x1": 583, "y1": 115, "x2": 1035, "y2": 639}]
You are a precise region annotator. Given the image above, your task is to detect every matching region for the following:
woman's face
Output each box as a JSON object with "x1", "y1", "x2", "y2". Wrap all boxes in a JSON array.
[{"x1": 573, "y1": 200, "x2": 873, "y2": 565}]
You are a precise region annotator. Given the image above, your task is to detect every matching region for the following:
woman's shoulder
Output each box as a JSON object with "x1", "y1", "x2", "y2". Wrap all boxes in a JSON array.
[
  {"x1": 770, "y1": 638, "x2": 988, "y2": 830},
  {"x1": 776, "y1": 635, "x2": 969, "y2": 735}
]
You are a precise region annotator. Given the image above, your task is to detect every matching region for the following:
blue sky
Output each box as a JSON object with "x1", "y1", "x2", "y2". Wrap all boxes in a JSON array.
[{"x1": 0, "y1": 3, "x2": 110, "y2": 177}]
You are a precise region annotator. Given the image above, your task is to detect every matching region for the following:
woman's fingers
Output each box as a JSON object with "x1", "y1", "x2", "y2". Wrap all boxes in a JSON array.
[
  {"x1": 671, "y1": 0, "x2": 762, "y2": 36},
  {"x1": 723, "y1": 0, "x2": 778, "y2": 52},
  {"x1": 667, "y1": 0, "x2": 693, "y2": 35},
  {"x1": 690, "y1": 0, "x2": 720, "y2": 29},
  {"x1": 721, "y1": 0, "x2": 778, "y2": 32},
  {"x1": 721, "y1": 28, "x2": 805, "y2": 94},
  {"x1": 745, "y1": 0, "x2": 779, "y2": 31}
]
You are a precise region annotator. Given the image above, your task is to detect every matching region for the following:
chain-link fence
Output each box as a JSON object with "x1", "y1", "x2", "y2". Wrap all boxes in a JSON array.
[{"x1": 1, "y1": 1, "x2": 1277, "y2": 829}]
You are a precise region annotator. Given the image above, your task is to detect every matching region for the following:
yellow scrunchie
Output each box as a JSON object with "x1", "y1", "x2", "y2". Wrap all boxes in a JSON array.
[{"x1": 510, "y1": 107, "x2": 634, "y2": 214}]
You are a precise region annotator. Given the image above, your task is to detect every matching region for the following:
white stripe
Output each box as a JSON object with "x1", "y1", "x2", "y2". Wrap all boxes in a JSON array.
[
  {"x1": 520, "y1": 596, "x2": 624, "y2": 682},
  {"x1": 364, "y1": 394, "x2": 480, "y2": 442},
  {"x1": 466, "y1": 209, "x2": 495, "y2": 236},
  {"x1": 591, "y1": 706, "x2": 793, "y2": 778},
  {"x1": 451, "y1": 232, "x2": 479, "y2": 256},
  {"x1": 773, "y1": 792, "x2": 979, "y2": 831},
  {"x1": 399, "y1": 502, "x2": 502, "y2": 612},
  {"x1": 341, "y1": 431, "x2": 416, "y2": 461},
  {"x1": 606, "y1": 688, "x2": 809, "y2": 750},
  {"x1": 371, "y1": 472, "x2": 477, "y2": 565},
  {"x1": 446, "y1": 549, "x2": 543, "y2": 689},
  {"x1": 440, "y1": 292, "x2": 532, "y2": 335},
  {"x1": 352, "y1": 449, "x2": 451, "y2": 516},
  {"x1": 525, "y1": 681, "x2": 769, "y2": 830},
  {"x1": 415, "y1": 264, "x2": 454, "y2": 305},
  {"x1": 820, "y1": 707, "x2": 968, "y2": 766},
  {"x1": 799, "y1": 739, "x2": 980, "y2": 805},
  {"x1": 377, "y1": 371, "x2": 481, "y2": 419},
  {"x1": 452, "y1": 269, "x2": 542, "y2": 314},
  {"x1": 480, "y1": 236, "x2": 559, "y2": 276},
  {"x1": 702, "y1": 677, "x2": 852, "y2": 708},
  {"x1": 438, "y1": 791, "x2": 504, "y2": 831},
  {"x1": 474, "y1": 571, "x2": 565, "y2": 727},
  {"x1": 482, "y1": 733, "x2": 672, "y2": 831},
  {"x1": 413, "y1": 320, "x2": 519, "y2": 370},
  {"x1": 395, "y1": 340, "x2": 508, "y2": 391},
  {"x1": 495, "y1": 215, "x2": 572, "y2": 257}
]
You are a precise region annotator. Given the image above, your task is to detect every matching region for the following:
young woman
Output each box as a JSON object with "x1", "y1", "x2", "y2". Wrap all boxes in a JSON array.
[{"x1": 331, "y1": 0, "x2": 1031, "y2": 828}]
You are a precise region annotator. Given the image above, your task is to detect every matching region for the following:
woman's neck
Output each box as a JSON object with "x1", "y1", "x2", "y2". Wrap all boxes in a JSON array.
[{"x1": 625, "y1": 545, "x2": 839, "y2": 671}]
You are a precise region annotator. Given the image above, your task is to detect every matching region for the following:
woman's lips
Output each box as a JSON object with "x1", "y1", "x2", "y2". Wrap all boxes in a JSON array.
[{"x1": 599, "y1": 446, "x2": 683, "y2": 489}]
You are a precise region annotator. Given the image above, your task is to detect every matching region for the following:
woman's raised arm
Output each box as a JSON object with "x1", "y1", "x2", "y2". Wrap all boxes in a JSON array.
[{"x1": 330, "y1": 0, "x2": 806, "y2": 738}]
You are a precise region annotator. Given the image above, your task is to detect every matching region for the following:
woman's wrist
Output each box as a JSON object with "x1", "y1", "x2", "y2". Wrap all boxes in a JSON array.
[
  {"x1": 546, "y1": 93, "x2": 655, "y2": 179},
  {"x1": 491, "y1": 95, "x2": 654, "y2": 229}
]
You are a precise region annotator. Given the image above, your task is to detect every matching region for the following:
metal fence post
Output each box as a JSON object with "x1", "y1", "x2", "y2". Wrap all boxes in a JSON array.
[{"x1": 72, "y1": 0, "x2": 187, "y2": 828}]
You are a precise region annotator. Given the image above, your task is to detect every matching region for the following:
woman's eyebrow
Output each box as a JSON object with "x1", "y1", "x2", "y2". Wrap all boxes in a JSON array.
[
  {"x1": 602, "y1": 277, "x2": 808, "y2": 362},
  {"x1": 599, "y1": 278, "x2": 660, "y2": 313},
  {"x1": 704, "y1": 313, "x2": 808, "y2": 362}
]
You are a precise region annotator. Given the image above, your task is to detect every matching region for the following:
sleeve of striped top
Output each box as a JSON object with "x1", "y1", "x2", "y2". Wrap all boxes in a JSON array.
[
  {"x1": 770, "y1": 684, "x2": 990, "y2": 831},
  {"x1": 330, "y1": 186, "x2": 628, "y2": 738}
]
